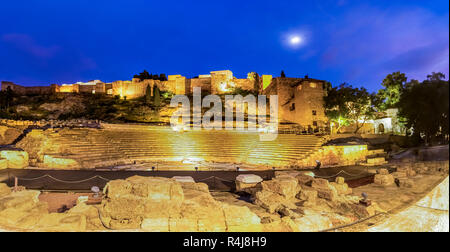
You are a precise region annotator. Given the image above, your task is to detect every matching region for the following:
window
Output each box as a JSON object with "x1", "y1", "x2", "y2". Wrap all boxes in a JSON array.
[
  {"x1": 310, "y1": 82, "x2": 317, "y2": 88},
  {"x1": 313, "y1": 121, "x2": 318, "y2": 127},
  {"x1": 290, "y1": 103, "x2": 295, "y2": 111},
  {"x1": 312, "y1": 110, "x2": 317, "y2": 116}
]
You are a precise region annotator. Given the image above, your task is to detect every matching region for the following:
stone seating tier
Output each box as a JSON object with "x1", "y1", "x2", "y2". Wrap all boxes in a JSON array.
[{"x1": 36, "y1": 125, "x2": 326, "y2": 169}]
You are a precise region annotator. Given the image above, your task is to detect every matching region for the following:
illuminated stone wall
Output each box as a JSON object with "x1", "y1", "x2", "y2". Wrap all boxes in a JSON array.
[
  {"x1": 263, "y1": 77, "x2": 328, "y2": 129},
  {"x1": 59, "y1": 84, "x2": 80, "y2": 93},
  {"x1": 110, "y1": 79, "x2": 159, "y2": 99},
  {"x1": 211, "y1": 70, "x2": 234, "y2": 94},
  {"x1": 1, "y1": 81, "x2": 56, "y2": 95},
  {"x1": 78, "y1": 84, "x2": 96, "y2": 93},
  {"x1": 234, "y1": 78, "x2": 255, "y2": 92},
  {"x1": 262, "y1": 75, "x2": 272, "y2": 90},
  {"x1": 294, "y1": 80, "x2": 327, "y2": 128},
  {"x1": 300, "y1": 145, "x2": 369, "y2": 167},
  {"x1": 165, "y1": 75, "x2": 188, "y2": 95},
  {"x1": 189, "y1": 77, "x2": 211, "y2": 94}
]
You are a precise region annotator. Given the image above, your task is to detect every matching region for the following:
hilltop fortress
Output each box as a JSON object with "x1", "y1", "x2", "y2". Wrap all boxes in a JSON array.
[{"x1": 1, "y1": 70, "x2": 328, "y2": 129}]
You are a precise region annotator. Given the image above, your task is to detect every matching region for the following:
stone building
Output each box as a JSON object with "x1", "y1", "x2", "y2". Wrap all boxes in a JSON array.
[
  {"x1": 2, "y1": 71, "x2": 329, "y2": 129},
  {"x1": 262, "y1": 76, "x2": 328, "y2": 130}
]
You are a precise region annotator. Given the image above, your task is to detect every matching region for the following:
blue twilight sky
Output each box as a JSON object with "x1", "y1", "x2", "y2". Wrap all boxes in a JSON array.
[{"x1": 0, "y1": 0, "x2": 448, "y2": 92}]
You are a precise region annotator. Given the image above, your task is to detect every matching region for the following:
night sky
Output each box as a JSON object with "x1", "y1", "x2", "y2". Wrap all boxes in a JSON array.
[{"x1": 0, "y1": 0, "x2": 448, "y2": 92}]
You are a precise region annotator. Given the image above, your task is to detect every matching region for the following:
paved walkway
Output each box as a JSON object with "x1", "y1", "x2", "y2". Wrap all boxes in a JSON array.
[{"x1": 368, "y1": 176, "x2": 449, "y2": 232}]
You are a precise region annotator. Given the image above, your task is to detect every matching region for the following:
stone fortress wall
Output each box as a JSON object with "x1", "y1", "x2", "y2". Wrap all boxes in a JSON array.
[
  {"x1": 262, "y1": 77, "x2": 328, "y2": 129},
  {"x1": 1, "y1": 70, "x2": 328, "y2": 129}
]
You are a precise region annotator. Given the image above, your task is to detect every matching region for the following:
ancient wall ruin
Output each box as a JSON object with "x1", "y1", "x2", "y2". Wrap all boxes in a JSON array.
[{"x1": 1, "y1": 81, "x2": 56, "y2": 95}]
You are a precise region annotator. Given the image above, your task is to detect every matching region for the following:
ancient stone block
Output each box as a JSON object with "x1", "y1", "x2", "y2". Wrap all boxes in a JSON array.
[
  {"x1": 235, "y1": 174, "x2": 263, "y2": 192},
  {"x1": 103, "y1": 179, "x2": 132, "y2": 199},
  {"x1": 330, "y1": 182, "x2": 352, "y2": 195},
  {"x1": 316, "y1": 187, "x2": 338, "y2": 202},
  {"x1": 374, "y1": 174, "x2": 395, "y2": 186},
  {"x1": 351, "y1": 202, "x2": 384, "y2": 218},
  {"x1": 392, "y1": 171, "x2": 407, "y2": 179},
  {"x1": 43, "y1": 155, "x2": 80, "y2": 169},
  {"x1": 296, "y1": 174, "x2": 314, "y2": 186},
  {"x1": 406, "y1": 169, "x2": 416, "y2": 177},
  {"x1": 335, "y1": 176, "x2": 345, "y2": 185},
  {"x1": 236, "y1": 174, "x2": 263, "y2": 184},
  {"x1": 68, "y1": 203, "x2": 104, "y2": 230},
  {"x1": 0, "y1": 159, "x2": 7, "y2": 170},
  {"x1": 311, "y1": 178, "x2": 330, "y2": 189},
  {"x1": 377, "y1": 168, "x2": 389, "y2": 175},
  {"x1": 141, "y1": 217, "x2": 169, "y2": 232},
  {"x1": 35, "y1": 213, "x2": 87, "y2": 231},
  {"x1": 172, "y1": 176, "x2": 195, "y2": 183},
  {"x1": 296, "y1": 188, "x2": 317, "y2": 206},
  {"x1": 261, "y1": 176, "x2": 299, "y2": 200},
  {"x1": 0, "y1": 150, "x2": 29, "y2": 169},
  {"x1": 1, "y1": 201, "x2": 48, "y2": 229},
  {"x1": 0, "y1": 190, "x2": 41, "y2": 212},
  {"x1": 179, "y1": 182, "x2": 209, "y2": 193},
  {"x1": 367, "y1": 157, "x2": 387, "y2": 165},
  {"x1": 169, "y1": 217, "x2": 198, "y2": 232},
  {"x1": 0, "y1": 183, "x2": 11, "y2": 198},
  {"x1": 254, "y1": 190, "x2": 285, "y2": 213},
  {"x1": 311, "y1": 178, "x2": 338, "y2": 201},
  {"x1": 222, "y1": 203, "x2": 261, "y2": 232}
]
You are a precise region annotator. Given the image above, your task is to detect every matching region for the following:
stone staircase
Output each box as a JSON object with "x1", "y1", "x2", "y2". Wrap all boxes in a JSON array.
[{"x1": 41, "y1": 124, "x2": 326, "y2": 169}]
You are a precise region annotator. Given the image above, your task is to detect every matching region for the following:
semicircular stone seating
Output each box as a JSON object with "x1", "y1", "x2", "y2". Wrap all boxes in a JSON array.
[{"x1": 42, "y1": 124, "x2": 326, "y2": 169}]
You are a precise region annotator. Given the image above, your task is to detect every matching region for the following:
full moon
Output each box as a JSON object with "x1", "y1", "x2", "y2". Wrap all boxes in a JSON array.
[{"x1": 290, "y1": 36, "x2": 302, "y2": 44}]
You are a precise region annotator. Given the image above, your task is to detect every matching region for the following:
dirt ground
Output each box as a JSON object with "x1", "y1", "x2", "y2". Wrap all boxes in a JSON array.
[{"x1": 38, "y1": 192, "x2": 93, "y2": 213}]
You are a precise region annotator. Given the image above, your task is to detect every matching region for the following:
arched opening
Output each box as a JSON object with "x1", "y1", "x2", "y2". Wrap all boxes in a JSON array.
[{"x1": 378, "y1": 123, "x2": 385, "y2": 134}]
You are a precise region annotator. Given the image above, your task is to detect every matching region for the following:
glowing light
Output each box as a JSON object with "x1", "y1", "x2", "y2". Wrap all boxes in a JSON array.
[
  {"x1": 282, "y1": 30, "x2": 309, "y2": 50},
  {"x1": 304, "y1": 171, "x2": 315, "y2": 178},
  {"x1": 290, "y1": 36, "x2": 301, "y2": 44},
  {"x1": 219, "y1": 81, "x2": 235, "y2": 92}
]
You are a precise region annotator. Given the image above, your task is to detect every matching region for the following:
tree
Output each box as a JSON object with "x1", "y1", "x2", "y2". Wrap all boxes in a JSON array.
[
  {"x1": 324, "y1": 83, "x2": 376, "y2": 133},
  {"x1": 376, "y1": 72, "x2": 407, "y2": 110},
  {"x1": 134, "y1": 70, "x2": 152, "y2": 80},
  {"x1": 145, "y1": 85, "x2": 152, "y2": 103},
  {"x1": 3, "y1": 86, "x2": 14, "y2": 109},
  {"x1": 248, "y1": 72, "x2": 260, "y2": 93},
  {"x1": 398, "y1": 72, "x2": 449, "y2": 145},
  {"x1": 159, "y1": 74, "x2": 167, "y2": 81},
  {"x1": 153, "y1": 85, "x2": 161, "y2": 107},
  {"x1": 280, "y1": 70, "x2": 286, "y2": 78}
]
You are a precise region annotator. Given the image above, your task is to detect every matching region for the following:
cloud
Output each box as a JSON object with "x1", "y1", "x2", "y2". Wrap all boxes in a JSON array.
[
  {"x1": 2, "y1": 33, "x2": 60, "y2": 59},
  {"x1": 318, "y1": 5, "x2": 449, "y2": 84}
]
